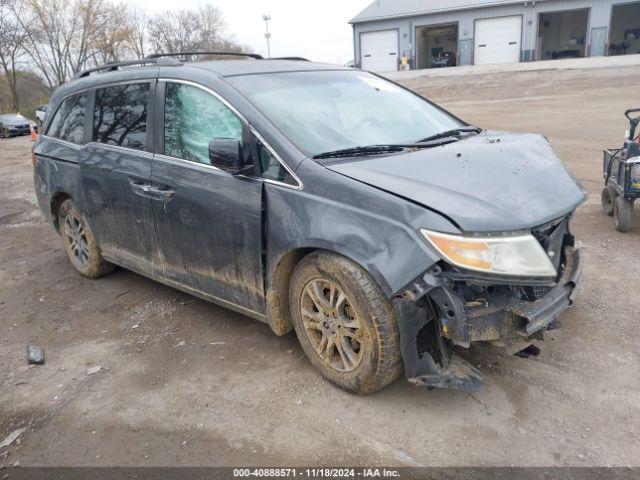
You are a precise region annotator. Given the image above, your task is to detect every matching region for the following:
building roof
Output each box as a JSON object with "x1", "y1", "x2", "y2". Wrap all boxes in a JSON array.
[{"x1": 351, "y1": 0, "x2": 548, "y2": 23}]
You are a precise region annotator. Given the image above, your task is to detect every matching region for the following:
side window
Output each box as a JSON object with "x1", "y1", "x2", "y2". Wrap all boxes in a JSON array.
[
  {"x1": 164, "y1": 82, "x2": 242, "y2": 165},
  {"x1": 46, "y1": 93, "x2": 87, "y2": 145},
  {"x1": 93, "y1": 83, "x2": 149, "y2": 150},
  {"x1": 257, "y1": 139, "x2": 296, "y2": 186}
]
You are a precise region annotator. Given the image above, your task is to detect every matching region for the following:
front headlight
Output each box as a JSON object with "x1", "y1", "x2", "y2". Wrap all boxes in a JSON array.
[{"x1": 420, "y1": 229, "x2": 556, "y2": 277}]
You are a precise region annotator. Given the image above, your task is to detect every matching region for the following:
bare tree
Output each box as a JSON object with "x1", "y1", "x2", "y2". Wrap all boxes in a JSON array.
[
  {"x1": 123, "y1": 5, "x2": 147, "y2": 60},
  {"x1": 92, "y1": 2, "x2": 132, "y2": 65},
  {"x1": 0, "y1": 0, "x2": 28, "y2": 111},
  {"x1": 19, "y1": 0, "x2": 123, "y2": 87},
  {"x1": 147, "y1": 5, "x2": 241, "y2": 57},
  {"x1": 7, "y1": 1, "x2": 247, "y2": 91}
]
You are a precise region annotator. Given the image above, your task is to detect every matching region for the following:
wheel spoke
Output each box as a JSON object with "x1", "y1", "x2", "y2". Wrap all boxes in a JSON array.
[
  {"x1": 333, "y1": 290, "x2": 347, "y2": 311},
  {"x1": 317, "y1": 333, "x2": 328, "y2": 355},
  {"x1": 340, "y1": 336, "x2": 360, "y2": 366},
  {"x1": 307, "y1": 282, "x2": 327, "y2": 312},
  {"x1": 336, "y1": 338, "x2": 359, "y2": 370},
  {"x1": 335, "y1": 339, "x2": 352, "y2": 371},
  {"x1": 302, "y1": 318, "x2": 323, "y2": 332},
  {"x1": 340, "y1": 327, "x2": 357, "y2": 338},
  {"x1": 338, "y1": 314, "x2": 359, "y2": 330},
  {"x1": 301, "y1": 308, "x2": 323, "y2": 322},
  {"x1": 321, "y1": 335, "x2": 335, "y2": 364}
]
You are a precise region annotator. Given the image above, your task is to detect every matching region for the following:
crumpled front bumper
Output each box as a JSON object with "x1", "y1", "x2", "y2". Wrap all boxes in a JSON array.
[
  {"x1": 512, "y1": 247, "x2": 582, "y2": 336},
  {"x1": 397, "y1": 246, "x2": 583, "y2": 391}
]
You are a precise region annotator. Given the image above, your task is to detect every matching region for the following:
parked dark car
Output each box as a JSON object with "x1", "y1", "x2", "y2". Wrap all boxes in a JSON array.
[
  {"x1": 0, "y1": 113, "x2": 37, "y2": 137},
  {"x1": 33, "y1": 54, "x2": 585, "y2": 394}
]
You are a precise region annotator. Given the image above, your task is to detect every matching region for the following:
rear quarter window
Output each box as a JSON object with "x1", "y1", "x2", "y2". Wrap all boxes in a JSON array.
[
  {"x1": 93, "y1": 83, "x2": 150, "y2": 150},
  {"x1": 46, "y1": 93, "x2": 88, "y2": 145}
]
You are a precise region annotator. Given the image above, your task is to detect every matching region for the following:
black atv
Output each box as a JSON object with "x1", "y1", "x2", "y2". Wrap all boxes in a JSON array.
[{"x1": 601, "y1": 109, "x2": 640, "y2": 232}]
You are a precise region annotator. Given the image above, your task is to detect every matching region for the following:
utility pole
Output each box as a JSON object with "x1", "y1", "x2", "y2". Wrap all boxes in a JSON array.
[{"x1": 263, "y1": 14, "x2": 272, "y2": 58}]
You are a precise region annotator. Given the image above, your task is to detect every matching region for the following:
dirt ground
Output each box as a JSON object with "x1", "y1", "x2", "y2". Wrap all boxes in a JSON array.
[{"x1": 1, "y1": 65, "x2": 640, "y2": 468}]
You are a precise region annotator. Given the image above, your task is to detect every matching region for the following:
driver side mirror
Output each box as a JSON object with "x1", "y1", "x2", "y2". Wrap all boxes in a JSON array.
[{"x1": 209, "y1": 138, "x2": 243, "y2": 174}]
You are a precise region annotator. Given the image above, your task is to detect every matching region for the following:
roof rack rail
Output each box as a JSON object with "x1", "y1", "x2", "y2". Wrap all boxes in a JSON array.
[
  {"x1": 268, "y1": 56, "x2": 310, "y2": 61},
  {"x1": 146, "y1": 51, "x2": 264, "y2": 60},
  {"x1": 73, "y1": 51, "x2": 306, "y2": 80},
  {"x1": 73, "y1": 57, "x2": 180, "y2": 79}
]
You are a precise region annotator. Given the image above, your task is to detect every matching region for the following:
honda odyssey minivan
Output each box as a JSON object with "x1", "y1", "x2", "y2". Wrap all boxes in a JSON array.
[{"x1": 33, "y1": 54, "x2": 585, "y2": 393}]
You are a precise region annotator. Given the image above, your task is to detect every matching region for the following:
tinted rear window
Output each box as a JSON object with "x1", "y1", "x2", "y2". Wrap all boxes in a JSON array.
[
  {"x1": 93, "y1": 83, "x2": 150, "y2": 150},
  {"x1": 46, "y1": 93, "x2": 87, "y2": 144}
]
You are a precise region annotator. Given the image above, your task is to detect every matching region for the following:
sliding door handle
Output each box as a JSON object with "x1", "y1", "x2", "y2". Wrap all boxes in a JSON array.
[{"x1": 130, "y1": 182, "x2": 153, "y2": 196}]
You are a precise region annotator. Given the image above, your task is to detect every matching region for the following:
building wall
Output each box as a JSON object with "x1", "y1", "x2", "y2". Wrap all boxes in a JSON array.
[{"x1": 352, "y1": 0, "x2": 631, "y2": 68}]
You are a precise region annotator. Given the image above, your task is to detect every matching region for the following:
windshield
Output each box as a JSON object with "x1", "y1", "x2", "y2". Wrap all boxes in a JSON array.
[{"x1": 228, "y1": 70, "x2": 464, "y2": 157}]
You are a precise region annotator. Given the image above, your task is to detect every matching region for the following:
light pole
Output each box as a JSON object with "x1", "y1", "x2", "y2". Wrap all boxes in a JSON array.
[{"x1": 262, "y1": 14, "x2": 271, "y2": 58}]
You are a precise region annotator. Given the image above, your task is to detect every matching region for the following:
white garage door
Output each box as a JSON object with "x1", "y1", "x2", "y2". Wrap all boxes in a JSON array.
[
  {"x1": 361, "y1": 30, "x2": 398, "y2": 72},
  {"x1": 474, "y1": 16, "x2": 522, "y2": 66}
]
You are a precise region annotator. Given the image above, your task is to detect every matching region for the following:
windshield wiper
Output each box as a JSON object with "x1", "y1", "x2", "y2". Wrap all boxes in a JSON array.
[
  {"x1": 313, "y1": 145, "x2": 406, "y2": 160},
  {"x1": 312, "y1": 137, "x2": 466, "y2": 160},
  {"x1": 417, "y1": 126, "x2": 482, "y2": 143}
]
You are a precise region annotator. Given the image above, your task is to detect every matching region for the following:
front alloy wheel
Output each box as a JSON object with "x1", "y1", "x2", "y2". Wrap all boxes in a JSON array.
[
  {"x1": 290, "y1": 251, "x2": 403, "y2": 394},
  {"x1": 300, "y1": 279, "x2": 363, "y2": 372}
]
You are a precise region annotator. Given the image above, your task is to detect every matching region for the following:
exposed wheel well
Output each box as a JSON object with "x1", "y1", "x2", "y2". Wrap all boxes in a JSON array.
[
  {"x1": 266, "y1": 248, "x2": 316, "y2": 336},
  {"x1": 51, "y1": 192, "x2": 72, "y2": 232},
  {"x1": 266, "y1": 247, "x2": 393, "y2": 336}
]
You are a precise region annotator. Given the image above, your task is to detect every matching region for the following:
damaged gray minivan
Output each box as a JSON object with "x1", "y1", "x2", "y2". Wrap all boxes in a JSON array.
[{"x1": 34, "y1": 54, "x2": 585, "y2": 393}]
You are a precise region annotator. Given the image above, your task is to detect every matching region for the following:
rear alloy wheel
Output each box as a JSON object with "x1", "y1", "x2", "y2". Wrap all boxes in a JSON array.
[
  {"x1": 290, "y1": 252, "x2": 403, "y2": 394},
  {"x1": 601, "y1": 187, "x2": 614, "y2": 217},
  {"x1": 59, "y1": 199, "x2": 115, "y2": 278},
  {"x1": 614, "y1": 196, "x2": 633, "y2": 233}
]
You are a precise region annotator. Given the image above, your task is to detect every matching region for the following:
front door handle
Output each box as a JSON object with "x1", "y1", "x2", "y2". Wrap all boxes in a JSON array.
[
  {"x1": 130, "y1": 181, "x2": 154, "y2": 197},
  {"x1": 130, "y1": 181, "x2": 175, "y2": 203}
]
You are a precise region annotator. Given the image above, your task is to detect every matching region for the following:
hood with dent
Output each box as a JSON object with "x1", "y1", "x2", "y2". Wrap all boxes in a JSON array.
[{"x1": 326, "y1": 132, "x2": 586, "y2": 232}]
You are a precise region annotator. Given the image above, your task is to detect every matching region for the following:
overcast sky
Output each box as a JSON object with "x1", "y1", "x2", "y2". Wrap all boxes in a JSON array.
[{"x1": 130, "y1": 0, "x2": 373, "y2": 65}]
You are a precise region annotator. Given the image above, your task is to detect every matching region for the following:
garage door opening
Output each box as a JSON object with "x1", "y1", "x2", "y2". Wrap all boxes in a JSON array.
[
  {"x1": 416, "y1": 23, "x2": 458, "y2": 69},
  {"x1": 609, "y1": 2, "x2": 640, "y2": 56},
  {"x1": 537, "y1": 9, "x2": 589, "y2": 60}
]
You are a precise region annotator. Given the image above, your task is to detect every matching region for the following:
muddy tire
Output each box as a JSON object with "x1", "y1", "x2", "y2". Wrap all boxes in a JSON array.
[
  {"x1": 614, "y1": 196, "x2": 633, "y2": 233},
  {"x1": 58, "y1": 199, "x2": 115, "y2": 278},
  {"x1": 601, "y1": 187, "x2": 614, "y2": 217},
  {"x1": 289, "y1": 251, "x2": 403, "y2": 394}
]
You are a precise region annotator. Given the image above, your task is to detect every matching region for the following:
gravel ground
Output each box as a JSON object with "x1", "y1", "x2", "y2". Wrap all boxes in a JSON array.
[{"x1": 1, "y1": 64, "x2": 639, "y2": 468}]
